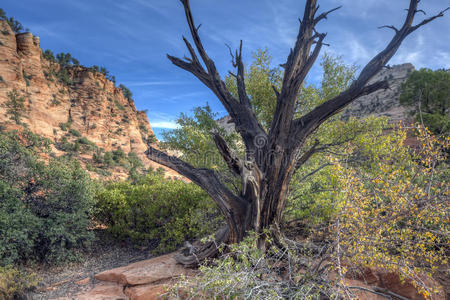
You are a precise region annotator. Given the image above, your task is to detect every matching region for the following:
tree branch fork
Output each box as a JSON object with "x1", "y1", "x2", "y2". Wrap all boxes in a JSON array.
[{"x1": 145, "y1": 0, "x2": 447, "y2": 265}]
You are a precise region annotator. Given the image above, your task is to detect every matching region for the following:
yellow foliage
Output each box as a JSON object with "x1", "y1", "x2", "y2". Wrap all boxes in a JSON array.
[
  {"x1": 331, "y1": 125, "x2": 449, "y2": 298},
  {"x1": 0, "y1": 266, "x2": 37, "y2": 300}
]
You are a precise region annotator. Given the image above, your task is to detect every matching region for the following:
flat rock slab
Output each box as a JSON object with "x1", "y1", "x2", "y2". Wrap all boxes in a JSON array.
[{"x1": 95, "y1": 253, "x2": 190, "y2": 286}]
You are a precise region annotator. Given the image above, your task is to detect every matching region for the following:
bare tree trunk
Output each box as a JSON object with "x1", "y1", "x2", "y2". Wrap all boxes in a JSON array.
[{"x1": 146, "y1": 0, "x2": 448, "y2": 266}]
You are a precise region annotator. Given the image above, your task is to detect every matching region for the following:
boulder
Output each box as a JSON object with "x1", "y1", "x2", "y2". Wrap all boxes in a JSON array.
[{"x1": 95, "y1": 253, "x2": 191, "y2": 286}]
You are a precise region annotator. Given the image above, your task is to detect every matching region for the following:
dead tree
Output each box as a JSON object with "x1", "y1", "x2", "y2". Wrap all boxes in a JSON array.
[{"x1": 146, "y1": 0, "x2": 448, "y2": 266}]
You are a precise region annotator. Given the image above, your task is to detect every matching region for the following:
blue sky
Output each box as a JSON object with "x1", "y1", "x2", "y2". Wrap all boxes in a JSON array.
[{"x1": 2, "y1": 0, "x2": 449, "y2": 139}]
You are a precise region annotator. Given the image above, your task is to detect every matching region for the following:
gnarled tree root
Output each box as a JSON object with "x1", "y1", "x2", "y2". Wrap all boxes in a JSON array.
[{"x1": 174, "y1": 226, "x2": 230, "y2": 267}]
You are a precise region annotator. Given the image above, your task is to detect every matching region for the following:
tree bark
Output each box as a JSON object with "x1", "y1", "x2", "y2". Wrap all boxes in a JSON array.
[{"x1": 146, "y1": 0, "x2": 448, "y2": 265}]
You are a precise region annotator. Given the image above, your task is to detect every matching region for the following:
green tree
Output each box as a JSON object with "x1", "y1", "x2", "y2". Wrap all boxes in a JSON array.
[
  {"x1": 4, "y1": 89, "x2": 25, "y2": 125},
  {"x1": 56, "y1": 52, "x2": 73, "y2": 67},
  {"x1": 225, "y1": 48, "x2": 282, "y2": 129},
  {"x1": 0, "y1": 8, "x2": 6, "y2": 20},
  {"x1": 0, "y1": 130, "x2": 95, "y2": 264},
  {"x1": 119, "y1": 84, "x2": 133, "y2": 100},
  {"x1": 0, "y1": 9, "x2": 26, "y2": 34},
  {"x1": 5, "y1": 18, "x2": 24, "y2": 34},
  {"x1": 43, "y1": 49, "x2": 56, "y2": 62},
  {"x1": 163, "y1": 104, "x2": 239, "y2": 170},
  {"x1": 400, "y1": 68, "x2": 450, "y2": 134}
]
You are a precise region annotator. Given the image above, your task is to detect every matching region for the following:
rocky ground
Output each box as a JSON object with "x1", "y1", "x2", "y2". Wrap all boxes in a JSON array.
[
  {"x1": 26, "y1": 228, "x2": 448, "y2": 300},
  {"x1": 27, "y1": 230, "x2": 161, "y2": 300}
]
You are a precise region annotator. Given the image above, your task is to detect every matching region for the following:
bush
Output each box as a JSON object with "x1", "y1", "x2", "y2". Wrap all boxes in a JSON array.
[
  {"x1": 170, "y1": 232, "x2": 332, "y2": 299},
  {"x1": 114, "y1": 99, "x2": 125, "y2": 110},
  {"x1": 332, "y1": 125, "x2": 449, "y2": 298},
  {"x1": 4, "y1": 89, "x2": 25, "y2": 125},
  {"x1": 58, "y1": 121, "x2": 71, "y2": 131},
  {"x1": 0, "y1": 130, "x2": 95, "y2": 264},
  {"x1": 69, "y1": 128, "x2": 81, "y2": 137},
  {"x1": 0, "y1": 266, "x2": 37, "y2": 299},
  {"x1": 94, "y1": 172, "x2": 222, "y2": 254}
]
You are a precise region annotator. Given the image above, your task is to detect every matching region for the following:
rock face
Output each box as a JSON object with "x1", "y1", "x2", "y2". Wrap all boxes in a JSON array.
[
  {"x1": 0, "y1": 20, "x2": 173, "y2": 178},
  {"x1": 60, "y1": 253, "x2": 195, "y2": 300},
  {"x1": 342, "y1": 63, "x2": 415, "y2": 121}
]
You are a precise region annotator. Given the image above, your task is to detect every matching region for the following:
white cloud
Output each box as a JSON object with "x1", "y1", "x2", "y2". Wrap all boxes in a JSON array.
[
  {"x1": 150, "y1": 121, "x2": 179, "y2": 129},
  {"x1": 147, "y1": 111, "x2": 179, "y2": 129}
]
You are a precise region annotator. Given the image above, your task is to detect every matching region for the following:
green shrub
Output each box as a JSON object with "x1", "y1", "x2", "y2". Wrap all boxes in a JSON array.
[
  {"x1": 55, "y1": 136, "x2": 80, "y2": 154},
  {"x1": 57, "y1": 68, "x2": 73, "y2": 85},
  {"x1": 58, "y1": 121, "x2": 71, "y2": 131},
  {"x1": 171, "y1": 232, "x2": 330, "y2": 299},
  {"x1": 51, "y1": 94, "x2": 61, "y2": 106},
  {"x1": 22, "y1": 71, "x2": 32, "y2": 86},
  {"x1": 0, "y1": 130, "x2": 95, "y2": 264},
  {"x1": 0, "y1": 182, "x2": 39, "y2": 265},
  {"x1": 4, "y1": 89, "x2": 25, "y2": 125},
  {"x1": 114, "y1": 99, "x2": 125, "y2": 111},
  {"x1": 94, "y1": 172, "x2": 222, "y2": 254},
  {"x1": 0, "y1": 266, "x2": 37, "y2": 299},
  {"x1": 69, "y1": 128, "x2": 81, "y2": 137}
]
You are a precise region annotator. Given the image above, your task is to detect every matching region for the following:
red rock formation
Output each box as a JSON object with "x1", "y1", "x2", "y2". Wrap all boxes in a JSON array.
[
  {"x1": 59, "y1": 253, "x2": 195, "y2": 300},
  {"x1": 0, "y1": 20, "x2": 177, "y2": 178}
]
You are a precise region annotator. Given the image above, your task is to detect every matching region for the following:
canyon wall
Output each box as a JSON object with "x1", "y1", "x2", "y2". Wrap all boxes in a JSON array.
[{"x1": 0, "y1": 20, "x2": 175, "y2": 178}]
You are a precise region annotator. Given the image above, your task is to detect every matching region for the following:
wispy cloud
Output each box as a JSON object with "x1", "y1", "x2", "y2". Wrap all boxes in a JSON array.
[
  {"x1": 147, "y1": 111, "x2": 179, "y2": 129},
  {"x1": 150, "y1": 121, "x2": 179, "y2": 129}
]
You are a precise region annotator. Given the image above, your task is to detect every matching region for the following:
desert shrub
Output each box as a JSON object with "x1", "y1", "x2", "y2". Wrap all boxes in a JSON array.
[
  {"x1": 77, "y1": 136, "x2": 96, "y2": 148},
  {"x1": 0, "y1": 130, "x2": 95, "y2": 264},
  {"x1": 22, "y1": 70, "x2": 32, "y2": 86},
  {"x1": 56, "y1": 68, "x2": 73, "y2": 85},
  {"x1": 286, "y1": 116, "x2": 393, "y2": 229},
  {"x1": 0, "y1": 266, "x2": 37, "y2": 299},
  {"x1": 55, "y1": 136, "x2": 79, "y2": 154},
  {"x1": 58, "y1": 121, "x2": 71, "y2": 131},
  {"x1": 4, "y1": 89, "x2": 25, "y2": 125},
  {"x1": 68, "y1": 128, "x2": 81, "y2": 137},
  {"x1": 114, "y1": 99, "x2": 125, "y2": 110},
  {"x1": 332, "y1": 125, "x2": 448, "y2": 298},
  {"x1": 94, "y1": 172, "x2": 222, "y2": 254},
  {"x1": 50, "y1": 94, "x2": 61, "y2": 106},
  {"x1": 170, "y1": 232, "x2": 334, "y2": 299},
  {"x1": 0, "y1": 182, "x2": 39, "y2": 265}
]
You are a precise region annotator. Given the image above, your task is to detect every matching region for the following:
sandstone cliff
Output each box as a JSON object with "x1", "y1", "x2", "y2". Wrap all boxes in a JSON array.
[
  {"x1": 342, "y1": 63, "x2": 415, "y2": 121},
  {"x1": 0, "y1": 20, "x2": 173, "y2": 178}
]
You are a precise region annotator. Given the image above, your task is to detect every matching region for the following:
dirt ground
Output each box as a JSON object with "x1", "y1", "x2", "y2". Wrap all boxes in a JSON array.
[{"x1": 26, "y1": 230, "x2": 159, "y2": 300}]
